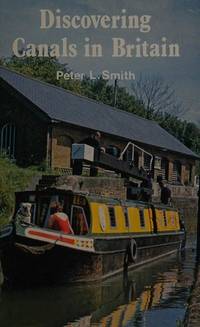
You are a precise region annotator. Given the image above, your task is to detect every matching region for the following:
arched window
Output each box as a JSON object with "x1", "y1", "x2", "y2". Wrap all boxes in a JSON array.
[{"x1": 0, "y1": 123, "x2": 16, "y2": 158}]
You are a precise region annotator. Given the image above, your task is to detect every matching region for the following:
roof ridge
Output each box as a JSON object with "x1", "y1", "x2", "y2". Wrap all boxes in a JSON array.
[{"x1": 0, "y1": 65, "x2": 157, "y2": 126}]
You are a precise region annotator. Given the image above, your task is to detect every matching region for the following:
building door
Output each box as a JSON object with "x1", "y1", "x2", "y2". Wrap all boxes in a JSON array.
[
  {"x1": 0, "y1": 123, "x2": 16, "y2": 158},
  {"x1": 172, "y1": 160, "x2": 182, "y2": 183},
  {"x1": 161, "y1": 157, "x2": 169, "y2": 181},
  {"x1": 53, "y1": 134, "x2": 73, "y2": 169}
]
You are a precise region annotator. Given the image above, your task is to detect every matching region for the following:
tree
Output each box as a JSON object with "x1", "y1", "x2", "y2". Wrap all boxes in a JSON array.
[
  {"x1": 131, "y1": 74, "x2": 186, "y2": 118},
  {"x1": 2, "y1": 55, "x2": 83, "y2": 94}
]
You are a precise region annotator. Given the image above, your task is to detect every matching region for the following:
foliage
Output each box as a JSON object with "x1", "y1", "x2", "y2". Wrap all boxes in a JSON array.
[
  {"x1": 1, "y1": 55, "x2": 200, "y2": 155},
  {"x1": 2, "y1": 55, "x2": 83, "y2": 94},
  {"x1": 0, "y1": 156, "x2": 38, "y2": 226}
]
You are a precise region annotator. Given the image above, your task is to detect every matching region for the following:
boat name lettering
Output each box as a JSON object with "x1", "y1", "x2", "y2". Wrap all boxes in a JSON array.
[{"x1": 73, "y1": 195, "x2": 86, "y2": 206}]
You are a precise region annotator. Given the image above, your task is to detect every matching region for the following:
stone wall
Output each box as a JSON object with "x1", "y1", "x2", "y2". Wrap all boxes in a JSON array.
[
  {"x1": 153, "y1": 183, "x2": 198, "y2": 199},
  {"x1": 40, "y1": 175, "x2": 127, "y2": 200},
  {"x1": 173, "y1": 198, "x2": 198, "y2": 234},
  {"x1": 153, "y1": 182, "x2": 198, "y2": 234}
]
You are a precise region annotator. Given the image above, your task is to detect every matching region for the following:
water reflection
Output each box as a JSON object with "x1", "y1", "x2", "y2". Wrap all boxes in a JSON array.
[{"x1": 0, "y1": 250, "x2": 196, "y2": 327}]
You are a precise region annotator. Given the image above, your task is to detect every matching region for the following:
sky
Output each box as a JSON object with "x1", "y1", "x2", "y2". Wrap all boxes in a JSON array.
[{"x1": 0, "y1": 0, "x2": 200, "y2": 124}]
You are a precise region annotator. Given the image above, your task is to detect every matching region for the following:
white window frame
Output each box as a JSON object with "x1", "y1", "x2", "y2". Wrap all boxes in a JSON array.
[{"x1": 154, "y1": 156, "x2": 162, "y2": 169}]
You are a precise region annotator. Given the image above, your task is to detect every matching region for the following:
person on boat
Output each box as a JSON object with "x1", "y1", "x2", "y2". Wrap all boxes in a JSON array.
[
  {"x1": 159, "y1": 181, "x2": 171, "y2": 205},
  {"x1": 48, "y1": 202, "x2": 74, "y2": 234}
]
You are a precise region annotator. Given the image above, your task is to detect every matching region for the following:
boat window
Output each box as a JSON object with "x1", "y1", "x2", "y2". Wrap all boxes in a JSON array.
[
  {"x1": 40, "y1": 195, "x2": 71, "y2": 227},
  {"x1": 38, "y1": 197, "x2": 51, "y2": 226},
  {"x1": 139, "y1": 209, "x2": 145, "y2": 228},
  {"x1": 163, "y1": 210, "x2": 167, "y2": 226},
  {"x1": 124, "y1": 207, "x2": 129, "y2": 227},
  {"x1": 109, "y1": 207, "x2": 116, "y2": 227},
  {"x1": 70, "y1": 205, "x2": 88, "y2": 235}
]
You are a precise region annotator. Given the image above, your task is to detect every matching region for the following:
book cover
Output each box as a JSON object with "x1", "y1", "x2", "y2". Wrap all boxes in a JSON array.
[{"x1": 0, "y1": 1, "x2": 199, "y2": 326}]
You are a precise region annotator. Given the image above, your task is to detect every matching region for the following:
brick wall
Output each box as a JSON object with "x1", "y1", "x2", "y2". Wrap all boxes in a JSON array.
[
  {"x1": 50, "y1": 125, "x2": 197, "y2": 188},
  {"x1": 50, "y1": 124, "x2": 128, "y2": 169}
]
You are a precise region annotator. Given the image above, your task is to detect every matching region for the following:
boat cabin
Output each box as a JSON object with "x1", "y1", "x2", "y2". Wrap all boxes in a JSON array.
[{"x1": 13, "y1": 188, "x2": 181, "y2": 236}]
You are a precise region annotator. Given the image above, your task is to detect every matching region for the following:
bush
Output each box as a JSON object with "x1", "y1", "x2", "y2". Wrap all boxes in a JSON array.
[{"x1": 0, "y1": 157, "x2": 38, "y2": 226}]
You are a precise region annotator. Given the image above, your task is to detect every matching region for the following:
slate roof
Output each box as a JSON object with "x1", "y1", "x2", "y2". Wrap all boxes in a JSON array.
[{"x1": 0, "y1": 66, "x2": 198, "y2": 159}]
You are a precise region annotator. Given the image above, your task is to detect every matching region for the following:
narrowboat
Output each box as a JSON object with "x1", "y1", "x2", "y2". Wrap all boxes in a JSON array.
[{"x1": 1, "y1": 187, "x2": 185, "y2": 284}]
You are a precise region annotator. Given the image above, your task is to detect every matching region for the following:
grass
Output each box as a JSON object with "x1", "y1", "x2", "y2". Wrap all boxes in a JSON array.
[{"x1": 0, "y1": 156, "x2": 42, "y2": 226}]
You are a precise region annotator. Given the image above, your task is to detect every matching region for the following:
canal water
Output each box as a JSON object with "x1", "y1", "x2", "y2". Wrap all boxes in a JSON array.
[{"x1": 0, "y1": 245, "x2": 197, "y2": 327}]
